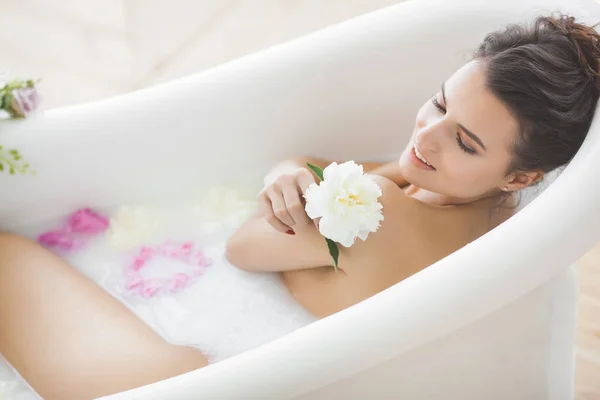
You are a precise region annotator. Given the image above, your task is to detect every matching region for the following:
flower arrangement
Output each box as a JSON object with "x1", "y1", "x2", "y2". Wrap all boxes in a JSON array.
[{"x1": 0, "y1": 71, "x2": 42, "y2": 175}]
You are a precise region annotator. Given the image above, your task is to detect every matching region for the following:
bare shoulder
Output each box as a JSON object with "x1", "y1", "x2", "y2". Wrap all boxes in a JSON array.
[
  {"x1": 341, "y1": 176, "x2": 470, "y2": 286},
  {"x1": 340, "y1": 176, "x2": 416, "y2": 264},
  {"x1": 364, "y1": 175, "x2": 428, "y2": 229},
  {"x1": 367, "y1": 174, "x2": 406, "y2": 202},
  {"x1": 366, "y1": 175, "x2": 486, "y2": 236}
]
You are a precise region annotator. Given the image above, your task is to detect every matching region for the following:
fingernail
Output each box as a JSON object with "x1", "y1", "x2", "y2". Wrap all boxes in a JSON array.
[{"x1": 286, "y1": 230, "x2": 295, "y2": 235}]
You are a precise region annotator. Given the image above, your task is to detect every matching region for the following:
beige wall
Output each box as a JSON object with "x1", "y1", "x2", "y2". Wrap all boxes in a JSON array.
[{"x1": 0, "y1": 0, "x2": 401, "y2": 108}]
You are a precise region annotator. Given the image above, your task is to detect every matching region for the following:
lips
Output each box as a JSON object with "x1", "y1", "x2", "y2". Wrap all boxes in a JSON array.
[{"x1": 409, "y1": 145, "x2": 436, "y2": 170}]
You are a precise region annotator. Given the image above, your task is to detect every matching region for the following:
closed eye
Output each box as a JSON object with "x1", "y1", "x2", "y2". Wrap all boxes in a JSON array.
[
  {"x1": 432, "y1": 96, "x2": 477, "y2": 155},
  {"x1": 431, "y1": 97, "x2": 445, "y2": 113},
  {"x1": 456, "y1": 133, "x2": 476, "y2": 154}
]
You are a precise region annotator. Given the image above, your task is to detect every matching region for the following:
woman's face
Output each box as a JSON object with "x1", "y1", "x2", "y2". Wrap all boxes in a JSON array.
[{"x1": 399, "y1": 60, "x2": 521, "y2": 200}]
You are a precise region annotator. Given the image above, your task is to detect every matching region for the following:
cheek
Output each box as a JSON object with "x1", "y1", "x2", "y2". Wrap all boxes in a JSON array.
[
  {"x1": 442, "y1": 154, "x2": 475, "y2": 182},
  {"x1": 443, "y1": 155, "x2": 503, "y2": 190}
]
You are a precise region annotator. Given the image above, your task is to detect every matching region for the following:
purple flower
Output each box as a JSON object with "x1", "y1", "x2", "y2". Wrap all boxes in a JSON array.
[
  {"x1": 10, "y1": 86, "x2": 41, "y2": 117},
  {"x1": 1, "y1": 79, "x2": 42, "y2": 118}
]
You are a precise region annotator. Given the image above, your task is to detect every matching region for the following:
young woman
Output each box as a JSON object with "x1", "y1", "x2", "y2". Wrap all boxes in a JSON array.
[{"x1": 1, "y1": 15, "x2": 598, "y2": 399}]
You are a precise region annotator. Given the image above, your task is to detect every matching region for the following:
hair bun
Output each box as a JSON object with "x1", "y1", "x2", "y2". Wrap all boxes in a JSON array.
[{"x1": 540, "y1": 15, "x2": 600, "y2": 90}]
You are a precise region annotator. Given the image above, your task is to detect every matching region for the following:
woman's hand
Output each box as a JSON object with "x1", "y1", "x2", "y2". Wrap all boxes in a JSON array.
[
  {"x1": 258, "y1": 167, "x2": 316, "y2": 234},
  {"x1": 257, "y1": 155, "x2": 405, "y2": 234}
]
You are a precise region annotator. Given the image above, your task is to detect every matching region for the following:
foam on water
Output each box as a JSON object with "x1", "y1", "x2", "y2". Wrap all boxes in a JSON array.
[{"x1": 0, "y1": 188, "x2": 317, "y2": 399}]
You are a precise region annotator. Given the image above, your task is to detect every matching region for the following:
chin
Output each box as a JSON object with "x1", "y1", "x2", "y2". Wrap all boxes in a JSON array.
[
  {"x1": 398, "y1": 148, "x2": 418, "y2": 175},
  {"x1": 398, "y1": 153, "x2": 437, "y2": 191},
  {"x1": 398, "y1": 155, "x2": 421, "y2": 185}
]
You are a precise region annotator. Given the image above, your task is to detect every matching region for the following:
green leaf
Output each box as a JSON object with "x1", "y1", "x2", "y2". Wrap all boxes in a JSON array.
[
  {"x1": 306, "y1": 162, "x2": 324, "y2": 181},
  {"x1": 326, "y1": 238, "x2": 339, "y2": 272},
  {"x1": 6, "y1": 78, "x2": 25, "y2": 90},
  {"x1": 0, "y1": 164, "x2": 3, "y2": 171},
  {"x1": 2, "y1": 93, "x2": 12, "y2": 113},
  {"x1": 9, "y1": 167, "x2": 15, "y2": 175}
]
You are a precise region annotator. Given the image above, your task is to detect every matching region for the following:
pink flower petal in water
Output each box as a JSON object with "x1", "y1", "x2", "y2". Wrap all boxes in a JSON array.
[
  {"x1": 180, "y1": 242, "x2": 193, "y2": 255},
  {"x1": 173, "y1": 273, "x2": 190, "y2": 288},
  {"x1": 124, "y1": 241, "x2": 212, "y2": 298},
  {"x1": 131, "y1": 257, "x2": 146, "y2": 271},
  {"x1": 38, "y1": 231, "x2": 74, "y2": 251},
  {"x1": 125, "y1": 269, "x2": 140, "y2": 279},
  {"x1": 194, "y1": 254, "x2": 212, "y2": 267},
  {"x1": 158, "y1": 243, "x2": 176, "y2": 257},
  {"x1": 191, "y1": 268, "x2": 205, "y2": 277},
  {"x1": 139, "y1": 246, "x2": 154, "y2": 259},
  {"x1": 68, "y1": 208, "x2": 109, "y2": 235},
  {"x1": 140, "y1": 279, "x2": 161, "y2": 298},
  {"x1": 125, "y1": 276, "x2": 143, "y2": 290}
]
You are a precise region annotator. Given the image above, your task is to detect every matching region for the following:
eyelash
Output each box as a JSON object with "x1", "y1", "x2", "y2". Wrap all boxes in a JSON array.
[
  {"x1": 430, "y1": 97, "x2": 476, "y2": 155},
  {"x1": 456, "y1": 134, "x2": 476, "y2": 154},
  {"x1": 431, "y1": 97, "x2": 445, "y2": 113}
]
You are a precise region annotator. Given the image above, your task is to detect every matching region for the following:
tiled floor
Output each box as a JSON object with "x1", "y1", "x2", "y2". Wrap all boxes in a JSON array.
[{"x1": 1, "y1": 1, "x2": 599, "y2": 398}]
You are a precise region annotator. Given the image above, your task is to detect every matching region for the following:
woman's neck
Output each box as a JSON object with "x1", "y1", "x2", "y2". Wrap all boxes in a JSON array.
[{"x1": 403, "y1": 184, "x2": 513, "y2": 209}]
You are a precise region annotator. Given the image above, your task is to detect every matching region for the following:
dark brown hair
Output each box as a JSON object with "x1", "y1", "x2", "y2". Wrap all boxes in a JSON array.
[{"x1": 474, "y1": 14, "x2": 600, "y2": 175}]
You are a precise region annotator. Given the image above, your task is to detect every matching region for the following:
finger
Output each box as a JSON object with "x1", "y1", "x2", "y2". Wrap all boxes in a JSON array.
[
  {"x1": 259, "y1": 194, "x2": 290, "y2": 233},
  {"x1": 281, "y1": 184, "x2": 309, "y2": 227},
  {"x1": 268, "y1": 187, "x2": 296, "y2": 228},
  {"x1": 297, "y1": 170, "x2": 316, "y2": 195}
]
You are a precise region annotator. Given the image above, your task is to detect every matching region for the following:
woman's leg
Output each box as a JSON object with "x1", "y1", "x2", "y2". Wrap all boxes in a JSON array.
[{"x1": 0, "y1": 233, "x2": 208, "y2": 400}]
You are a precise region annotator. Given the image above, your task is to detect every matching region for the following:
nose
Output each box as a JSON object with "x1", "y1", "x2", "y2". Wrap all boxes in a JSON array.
[{"x1": 415, "y1": 120, "x2": 444, "y2": 154}]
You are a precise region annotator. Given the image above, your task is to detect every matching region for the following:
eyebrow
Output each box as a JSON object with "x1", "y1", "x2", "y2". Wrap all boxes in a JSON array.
[{"x1": 441, "y1": 82, "x2": 487, "y2": 152}]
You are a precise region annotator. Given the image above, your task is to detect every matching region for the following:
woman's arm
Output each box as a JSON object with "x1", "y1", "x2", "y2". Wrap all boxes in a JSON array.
[
  {"x1": 226, "y1": 165, "x2": 405, "y2": 273},
  {"x1": 225, "y1": 214, "x2": 334, "y2": 272}
]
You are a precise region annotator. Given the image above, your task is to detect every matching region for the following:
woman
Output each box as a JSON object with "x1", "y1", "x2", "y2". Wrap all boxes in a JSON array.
[{"x1": 1, "y1": 15, "x2": 599, "y2": 399}]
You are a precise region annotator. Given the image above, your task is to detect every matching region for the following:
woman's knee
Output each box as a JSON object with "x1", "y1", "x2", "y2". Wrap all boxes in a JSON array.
[
  {"x1": 0, "y1": 233, "x2": 59, "y2": 287},
  {"x1": 0, "y1": 232, "x2": 37, "y2": 252},
  {"x1": 0, "y1": 233, "x2": 32, "y2": 269}
]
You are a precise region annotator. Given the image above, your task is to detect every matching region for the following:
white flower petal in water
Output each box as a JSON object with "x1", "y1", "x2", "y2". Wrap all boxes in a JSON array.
[
  {"x1": 105, "y1": 206, "x2": 163, "y2": 249},
  {"x1": 304, "y1": 161, "x2": 384, "y2": 248},
  {"x1": 190, "y1": 186, "x2": 257, "y2": 234}
]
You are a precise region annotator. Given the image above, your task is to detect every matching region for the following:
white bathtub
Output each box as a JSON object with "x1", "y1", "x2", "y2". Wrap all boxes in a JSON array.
[{"x1": 1, "y1": 0, "x2": 600, "y2": 398}]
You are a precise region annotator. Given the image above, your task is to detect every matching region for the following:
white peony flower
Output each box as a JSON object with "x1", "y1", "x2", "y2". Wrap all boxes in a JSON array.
[
  {"x1": 105, "y1": 206, "x2": 163, "y2": 249},
  {"x1": 304, "y1": 161, "x2": 384, "y2": 248}
]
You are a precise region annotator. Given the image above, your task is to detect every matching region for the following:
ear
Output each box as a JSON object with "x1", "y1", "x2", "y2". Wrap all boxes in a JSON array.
[{"x1": 503, "y1": 170, "x2": 544, "y2": 191}]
